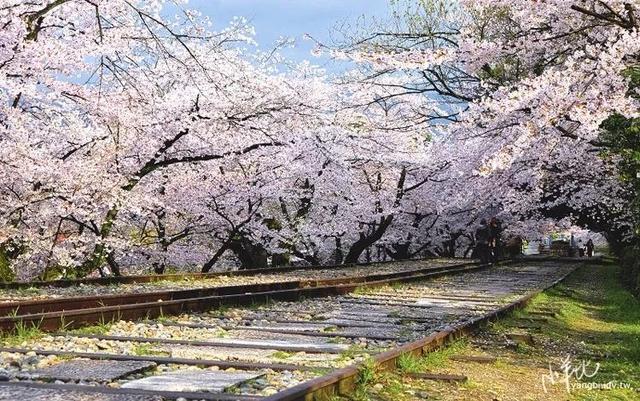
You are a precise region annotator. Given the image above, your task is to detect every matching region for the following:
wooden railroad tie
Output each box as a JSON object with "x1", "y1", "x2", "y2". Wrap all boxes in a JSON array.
[
  {"x1": 506, "y1": 332, "x2": 535, "y2": 345},
  {"x1": 450, "y1": 355, "x2": 497, "y2": 363},
  {"x1": 527, "y1": 309, "x2": 558, "y2": 317},
  {"x1": 516, "y1": 315, "x2": 549, "y2": 322},
  {"x1": 408, "y1": 373, "x2": 468, "y2": 382}
]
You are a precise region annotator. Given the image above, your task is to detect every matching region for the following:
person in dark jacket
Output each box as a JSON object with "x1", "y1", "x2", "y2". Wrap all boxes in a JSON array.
[
  {"x1": 488, "y1": 217, "x2": 502, "y2": 262},
  {"x1": 475, "y1": 219, "x2": 491, "y2": 264},
  {"x1": 586, "y1": 239, "x2": 595, "y2": 258}
]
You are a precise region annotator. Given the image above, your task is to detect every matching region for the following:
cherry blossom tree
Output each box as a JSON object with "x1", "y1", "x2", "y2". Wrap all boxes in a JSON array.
[
  {"x1": 335, "y1": 0, "x2": 639, "y2": 253},
  {"x1": 0, "y1": 0, "x2": 324, "y2": 278},
  {"x1": 4, "y1": 0, "x2": 637, "y2": 281}
]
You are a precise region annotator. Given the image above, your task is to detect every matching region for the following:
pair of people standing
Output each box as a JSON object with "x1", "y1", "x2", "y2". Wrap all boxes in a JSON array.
[
  {"x1": 575, "y1": 238, "x2": 595, "y2": 258},
  {"x1": 586, "y1": 239, "x2": 595, "y2": 257},
  {"x1": 475, "y1": 218, "x2": 501, "y2": 264}
]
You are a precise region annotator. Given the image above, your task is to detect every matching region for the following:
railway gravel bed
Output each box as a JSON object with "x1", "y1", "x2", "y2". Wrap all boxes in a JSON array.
[
  {"x1": 0, "y1": 259, "x2": 464, "y2": 303},
  {"x1": 0, "y1": 260, "x2": 578, "y2": 400}
]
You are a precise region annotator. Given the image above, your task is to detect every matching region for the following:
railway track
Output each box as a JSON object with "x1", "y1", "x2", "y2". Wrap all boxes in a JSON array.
[
  {"x1": 0, "y1": 259, "x2": 481, "y2": 332},
  {"x1": 0, "y1": 258, "x2": 468, "y2": 291},
  {"x1": 0, "y1": 259, "x2": 581, "y2": 401},
  {"x1": 0, "y1": 259, "x2": 469, "y2": 303}
]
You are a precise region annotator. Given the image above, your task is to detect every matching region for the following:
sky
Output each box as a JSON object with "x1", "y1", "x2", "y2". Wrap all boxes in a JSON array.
[{"x1": 185, "y1": 0, "x2": 392, "y2": 71}]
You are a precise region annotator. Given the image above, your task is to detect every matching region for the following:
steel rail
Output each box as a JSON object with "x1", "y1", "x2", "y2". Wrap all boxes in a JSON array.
[
  {"x1": 0, "y1": 262, "x2": 489, "y2": 332},
  {"x1": 0, "y1": 257, "x2": 466, "y2": 290},
  {"x1": 262, "y1": 262, "x2": 580, "y2": 401},
  {"x1": 0, "y1": 261, "x2": 477, "y2": 316}
]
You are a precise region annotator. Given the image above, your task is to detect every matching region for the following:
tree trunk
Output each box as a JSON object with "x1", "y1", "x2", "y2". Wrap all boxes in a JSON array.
[
  {"x1": 76, "y1": 206, "x2": 119, "y2": 278},
  {"x1": 332, "y1": 237, "x2": 344, "y2": 265},
  {"x1": 229, "y1": 237, "x2": 269, "y2": 269},
  {"x1": 344, "y1": 215, "x2": 393, "y2": 264},
  {"x1": 202, "y1": 238, "x2": 234, "y2": 273},
  {"x1": 106, "y1": 251, "x2": 121, "y2": 276},
  {"x1": 442, "y1": 232, "x2": 462, "y2": 258},
  {"x1": 387, "y1": 242, "x2": 410, "y2": 260},
  {"x1": 272, "y1": 253, "x2": 290, "y2": 267}
]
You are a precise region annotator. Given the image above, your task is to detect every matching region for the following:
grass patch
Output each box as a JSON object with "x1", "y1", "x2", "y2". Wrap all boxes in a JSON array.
[
  {"x1": 154, "y1": 313, "x2": 172, "y2": 324},
  {"x1": 272, "y1": 351, "x2": 294, "y2": 360},
  {"x1": 69, "y1": 317, "x2": 113, "y2": 336},
  {"x1": 353, "y1": 357, "x2": 379, "y2": 401},
  {"x1": 214, "y1": 328, "x2": 230, "y2": 338},
  {"x1": 418, "y1": 338, "x2": 469, "y2": 370},
  {"x1": 9, "y1": 287, "x2": 41, "y2": 297},
  {"x1": 1, "y1": 320, "x2": 44, "y2": 346},
  {"x1": 337, "y1": 344, "x2": 369, "y2": 363},
  {"x1": 513, "y1": 342, "x2": 534, "y2": 355},
  {"x1": 352, "y1": 286, "x2": 375, "y2": 295},
  {"x1": 131, "y1": 343, "x2": 169, "y2": 357},
  {"x1": 396, "y1": 352, "x2": 424, "y2": 374},
  {"x1": 388, "y1": 282, "x2": 404, "y2": 291},
  {"x1": 71, "y1": 325, "x2": 110, "y2": 336},
  {"x1": 374, "y1": 372, "x2": 409, "y2": 399},
  {"x1": 537, "y1": 264, "x2": 640, "y2": 399}
]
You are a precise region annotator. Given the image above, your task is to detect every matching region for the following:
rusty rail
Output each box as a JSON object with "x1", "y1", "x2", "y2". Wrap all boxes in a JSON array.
[
  {"x1": 0, "y1": 257, "x2": 465, "y2": 289},
  {"x1": 0, "y1": 261, "x2": 477, "y2": 316},
  {"x1": 0, "y1": 262, "x2": 489, "y2": 332}
]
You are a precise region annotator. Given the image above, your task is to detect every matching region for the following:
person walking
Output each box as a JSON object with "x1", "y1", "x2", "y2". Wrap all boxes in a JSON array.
[
  {"x1": 475, "y1": 219, "x2": 491, "y2": 264},
  {"x1": 586, "y1": 239, "x2": 595, "y2": 258},
  {"x1": 488, "y1": 217, "x2": 502, "y2": 262}
]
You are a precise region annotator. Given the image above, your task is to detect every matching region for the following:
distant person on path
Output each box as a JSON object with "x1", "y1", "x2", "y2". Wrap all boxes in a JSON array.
[
  {"x1": 586, "y1": 239, "x2": 595, "y2": 258},
  {"x1": 488, "y1": 217, "x2": 502, "y2": 262},
  {"x1": 475, "y1": 219, "x2": 491, "y2": 264}
]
